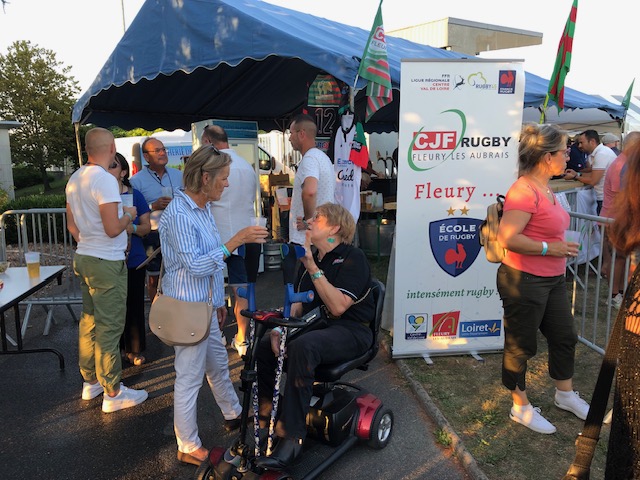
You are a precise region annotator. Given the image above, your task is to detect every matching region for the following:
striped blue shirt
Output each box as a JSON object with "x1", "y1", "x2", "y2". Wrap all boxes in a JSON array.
[{"x1": 158, "y1": 189, "x2": 226, "y2": 308}]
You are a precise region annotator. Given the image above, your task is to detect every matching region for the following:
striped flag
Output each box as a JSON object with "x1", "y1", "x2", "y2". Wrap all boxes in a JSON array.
[
  {"x1": 622, "y1": 78, "x2": 635, "y2": 111},
  {"x1": 357, "y1": 0, "x2": 392, "y2": 122},
  {"x1": 548, "y1": 0, "x2": 578, "y2": 111}
]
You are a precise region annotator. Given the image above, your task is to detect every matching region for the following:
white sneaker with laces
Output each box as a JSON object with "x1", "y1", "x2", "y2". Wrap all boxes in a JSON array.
[
  {"x1": 81, "y1": 381, "x2": 104, "y2": 400},
  {"x1": 555, "y1": 390, "x2": 590, "y2": 420},
  {"x1": 510, "y1": 404, "x2": 557, "y2": 434},
  {"x1": 102, "y1": 383, "x2": 148, "y2": 413},
  {"x1": 612, "y1": 293, "x2": 623, "y2": 309},
  {"x1": 232, "y1": 335, "x2": 249, "y2": 357}
]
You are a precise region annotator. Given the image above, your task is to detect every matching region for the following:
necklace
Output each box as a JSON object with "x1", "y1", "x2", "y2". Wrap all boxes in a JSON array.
[{"x1": 527, "y1": 175, "x2": 551, "y2": 195}]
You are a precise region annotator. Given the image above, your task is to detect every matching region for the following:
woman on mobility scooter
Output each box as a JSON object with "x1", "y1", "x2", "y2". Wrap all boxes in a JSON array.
[{"x1": 255, "y1": 202, "x2": 375, "y2": 471}]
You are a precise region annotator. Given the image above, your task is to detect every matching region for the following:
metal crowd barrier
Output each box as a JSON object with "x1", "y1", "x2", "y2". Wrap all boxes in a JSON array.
[
  {"x1": 0, "y1": 208, "x2": 81, "y2": 341},
  {"x1": 566, "y1": 211, "x2": 629, "y2": 355}
]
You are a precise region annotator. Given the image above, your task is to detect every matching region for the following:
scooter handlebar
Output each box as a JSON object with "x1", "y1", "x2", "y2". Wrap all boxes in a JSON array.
[{"x1": 239, "y1": 309, "x2": 309, "y2": 329}]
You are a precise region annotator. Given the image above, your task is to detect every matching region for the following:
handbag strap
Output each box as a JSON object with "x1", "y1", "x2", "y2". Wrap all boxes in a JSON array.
[
  {"x1": 156, "y1": 261, "x2": 214, "y2": 304},
  {"x1": 564, "y1": 268, "x2": 640, "y2": 479}
]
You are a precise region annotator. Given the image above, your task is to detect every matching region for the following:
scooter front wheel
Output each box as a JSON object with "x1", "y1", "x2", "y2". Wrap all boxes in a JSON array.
[
  {"x1": 194, "y1": 459, "x2": 215, "y2": 480},
  {"x1": 194, "y1": 447, "x2": 228, "y2": 480}
]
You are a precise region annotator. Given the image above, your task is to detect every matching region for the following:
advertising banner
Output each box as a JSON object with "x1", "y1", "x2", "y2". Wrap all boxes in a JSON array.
[{"x1": 393, "y1": 59, "x2": 525, "y2": 358}]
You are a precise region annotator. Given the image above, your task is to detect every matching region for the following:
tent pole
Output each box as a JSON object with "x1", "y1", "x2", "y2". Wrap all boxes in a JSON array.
[{"x1": 74, "y1": 123, "x2": 83, "y2": 168}]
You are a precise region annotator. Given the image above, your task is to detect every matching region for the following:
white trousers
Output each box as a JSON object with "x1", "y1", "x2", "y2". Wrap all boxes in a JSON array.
[{"x1": 173, "y1": 312, "x2": 241, "y2": 454}]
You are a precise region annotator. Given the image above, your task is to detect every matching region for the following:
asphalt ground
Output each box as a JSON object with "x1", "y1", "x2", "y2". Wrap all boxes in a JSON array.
[{"x1": 0, "y1": 268, "x2": 476, "y2": 480}]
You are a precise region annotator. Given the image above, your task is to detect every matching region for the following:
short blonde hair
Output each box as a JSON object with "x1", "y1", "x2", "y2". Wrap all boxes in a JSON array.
[
  {"x1": 183, "y1": 145, "x2": 232, "y2": 193},
  {"x1": 317, "y1": 203, "x2": 355, "y2": 244}
]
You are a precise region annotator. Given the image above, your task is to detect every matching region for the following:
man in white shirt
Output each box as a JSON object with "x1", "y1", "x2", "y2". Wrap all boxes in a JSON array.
[
  {"x1": 564, "y1": 129, "x2": 617, "y2": 214},
  {"x1": 284, "y1": 113, "x2": 335, "y2": 283},
  {"x1": 66, "y1": 127, "x2": 148, "y2": 413},
  {"x1": 203, "y1": 124, "x2": 260, "y2": 357}
]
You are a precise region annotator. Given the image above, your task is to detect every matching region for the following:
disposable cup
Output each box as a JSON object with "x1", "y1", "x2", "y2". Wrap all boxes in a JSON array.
[
  {"x1": 161, "y1": 186, "x2": 173, "y2": 198},
  {"x1": 120, "y1": 193, "x2": 134, "y2": 208},
  {"x1": 565, "y1": 230, "x2": 582, "y2": 250},
  {"x1": 25, "y1": 251, "x2": 40, "y2": 279},
  {"x1": 252, "y1": 216, "x2": 267, "y2": 228}
]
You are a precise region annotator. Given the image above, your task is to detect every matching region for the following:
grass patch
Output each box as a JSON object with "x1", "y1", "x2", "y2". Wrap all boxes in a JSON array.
[
  {"x1": 434, "y1": 428, "x2": 453, "y2": 447},
  {"x1": 367, "y1": 253, "x2": 611, "y2": 479}
]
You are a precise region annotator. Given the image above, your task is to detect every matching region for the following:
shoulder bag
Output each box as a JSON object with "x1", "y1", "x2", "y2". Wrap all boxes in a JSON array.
[{"x1": 149, "y1": 263, "x2": 214, "y2": 347}]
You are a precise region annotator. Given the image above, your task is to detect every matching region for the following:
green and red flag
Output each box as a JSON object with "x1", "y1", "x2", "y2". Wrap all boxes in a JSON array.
[
  {"x1": 357, "y1": 0, "x2": 392, "y2": 122},
  {"x1": 548, "y1": 0, "x2": 578, "y2": 112},
  {"x1": 349, "y1": 121, "x2": 369, "y2": 169},
  {"x1": 622, "y1": 78, "x2": 635, "y2": 111}
]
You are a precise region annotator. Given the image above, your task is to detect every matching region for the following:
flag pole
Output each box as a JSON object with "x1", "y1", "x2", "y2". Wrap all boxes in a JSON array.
[{"x1": 539, "y1": 94, "x2": 550, "y2": 124}]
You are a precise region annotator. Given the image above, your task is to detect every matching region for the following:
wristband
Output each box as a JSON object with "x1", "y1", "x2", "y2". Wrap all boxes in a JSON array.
[
  {"x1": 221, "y1": 244, "x2": 231, "y2": 258},
  {"x1": 272, "y1": 326, "x2": 283, "y2": 335},
  {"x1": 148, "y1": 203, "x2": 154, "y2": 211},
  {"x1": 541, "y1": 241, "x2": 548, "y2": 256},
  {"x1": 576, "y1": 172, "x2": 582, "y2": 178},
  {"x1": 311, "y1": 269, "x2": 325, "y2": 280},
  {"x1": 124, "y1": 212, "x2": 134, "y2": 222},
  {"x1": 132, "y1": 223, "x2": 137, "y2": 234}
]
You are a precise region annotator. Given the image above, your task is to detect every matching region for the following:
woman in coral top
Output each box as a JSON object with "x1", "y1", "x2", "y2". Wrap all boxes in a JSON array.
[{"x1": 497, "y1": 124, "x2": 590, "y2": 435}]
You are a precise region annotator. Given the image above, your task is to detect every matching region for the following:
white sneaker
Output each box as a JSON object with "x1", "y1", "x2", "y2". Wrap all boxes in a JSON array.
[
  {"x1": 232, "y1": 335, "x2": 249, "y2": 357},
  {"x1": 611, "y1": 293, "x2": 623, "y2": 309},
  {"x1": 81, "y1": 381, "x2": 104, "y2": 400},
  {"x1": 102, "y1": 383, "x2": 148, "y2": 413},
  {"x1": 555, "y1": 390, "x2": 590, "y2": 420},
  {"x1": 510, "y1": 404, "x2": 556, "y2": 434}
]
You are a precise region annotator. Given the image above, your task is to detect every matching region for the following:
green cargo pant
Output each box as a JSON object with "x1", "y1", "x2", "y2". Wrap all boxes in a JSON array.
[{"x1": 74, "y1": 253, "x2": 128, "y2": 395}]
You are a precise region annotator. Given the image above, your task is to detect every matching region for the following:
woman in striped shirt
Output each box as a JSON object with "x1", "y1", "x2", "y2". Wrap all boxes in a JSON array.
[{"x1": 159, "y1": 145, "x2": 268, "y2": 466}]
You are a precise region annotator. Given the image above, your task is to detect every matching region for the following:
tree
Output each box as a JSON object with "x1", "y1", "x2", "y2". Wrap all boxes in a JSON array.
[{"x1": 0, "y1": 40, "x2": 79, "y2": 190}]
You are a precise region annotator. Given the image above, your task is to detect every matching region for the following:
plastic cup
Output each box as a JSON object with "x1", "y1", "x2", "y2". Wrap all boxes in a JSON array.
[
  {"x1": 120, "y1": 193, "x2": 134, "y2": 208},
  {"x1": 565, "y1": 230, "x2": 582, "y2": 250},
  {"x1": 252, "y1": 216, "x2": 267, "y2": 228},
  {"x1": 161, "y1": 186, "x2": 173, "y2": 198},
  {"x1": 25, "y1": 251, "x2": 40, "y2": 279}
]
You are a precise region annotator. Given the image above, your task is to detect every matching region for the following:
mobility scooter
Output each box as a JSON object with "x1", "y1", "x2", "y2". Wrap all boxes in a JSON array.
[{"x1": 195, "y1": 276, "x2": 392, "y2": 480}]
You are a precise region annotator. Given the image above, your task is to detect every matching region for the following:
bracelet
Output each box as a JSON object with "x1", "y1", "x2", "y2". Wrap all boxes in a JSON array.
[
  {"x1": 132, "y1": 223, "x2": 137, "y2": 234},
  {"x1": 311, "y1": 269, "x2": 325, "y2": 280},
  {"x1": 272, "y1": 326, "x2": 283, "y2": 335},
  {"x1": 124, "y1": 212, "x2": 134, "y2": 222},
  {"x1": 576, "y1": 172, "x2": 582, "y2": 178},
  {"x1": 148, "y1": 203, "x2": 154, "y2": 211},
  {"x1": 541, "y1": 241, "x2": 548, "y2": 256},
  {"x1": 221, "y1": 244, "x2": 231, "y2": 258}
]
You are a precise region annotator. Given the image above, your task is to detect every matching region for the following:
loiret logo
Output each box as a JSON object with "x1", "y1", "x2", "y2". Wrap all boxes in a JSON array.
[
  {"x1": 459, "y1": 320, "x2": 502, "y2": 338},
  {"x1": 430, "y1": 311, "x2": 460, "y2": 338}
]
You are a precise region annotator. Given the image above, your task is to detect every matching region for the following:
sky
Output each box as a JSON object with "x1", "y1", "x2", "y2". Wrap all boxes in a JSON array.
[{"x1": 0, "y1": 0, "x2": 637, "y2": 99}]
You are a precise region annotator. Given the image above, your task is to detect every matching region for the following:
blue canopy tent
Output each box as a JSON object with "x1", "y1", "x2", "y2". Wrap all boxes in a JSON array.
[{"x1": 72, "y1": 0, "x2": 624, "y2": 133}]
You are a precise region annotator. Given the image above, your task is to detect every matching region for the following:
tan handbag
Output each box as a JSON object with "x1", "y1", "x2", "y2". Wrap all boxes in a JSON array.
[{"x1": 149, "y1": 263, "x2": 213, "y2": 347}]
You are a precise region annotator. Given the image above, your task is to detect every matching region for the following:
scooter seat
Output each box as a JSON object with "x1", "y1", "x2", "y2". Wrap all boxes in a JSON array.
[{"x1": 314, "y1": 279, "x2": 385, "y2": 383}]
